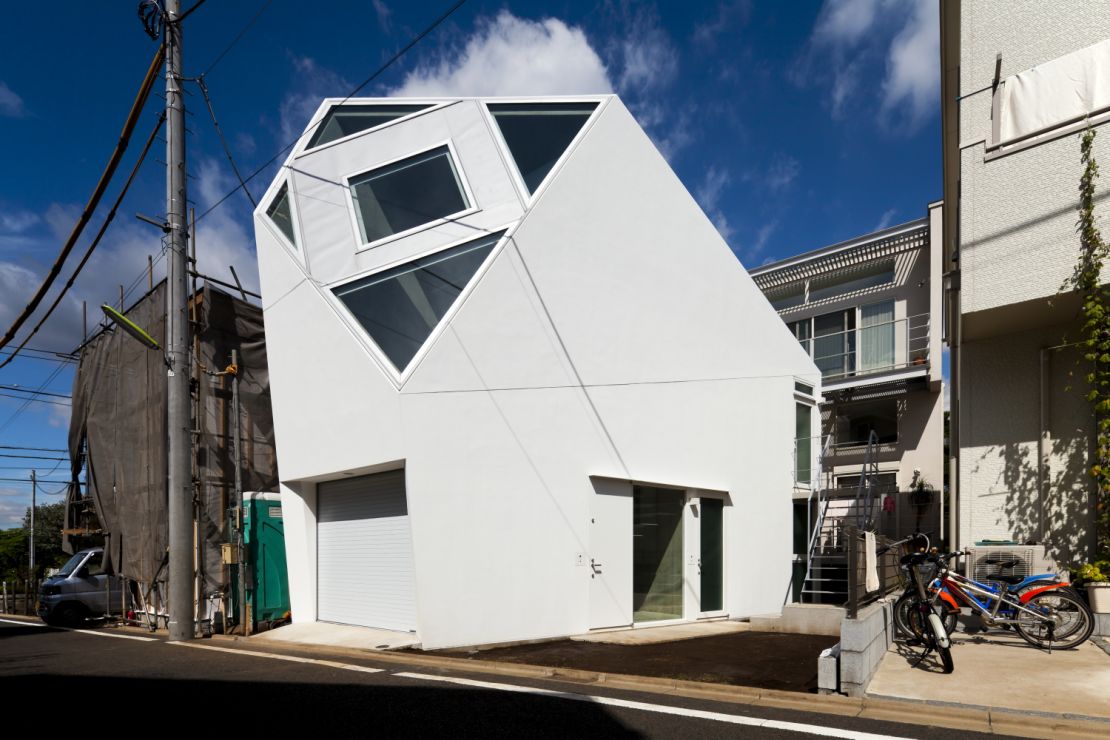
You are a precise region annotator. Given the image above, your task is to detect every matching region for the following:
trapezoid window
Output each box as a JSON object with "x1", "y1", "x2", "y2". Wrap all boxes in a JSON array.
[
  {"x1": 334, "y1": 230, "x2": 506, "y2": 373},
  {"x1": 488, "y1": 102, "x2": 598, "y2": 194},
  {"x1": 349, "y1": 145, "x2": 471, "y2": 246},
  {"x1": 306, "y1": 103, "x2": 431, "y2": 150},
  {"x1": 265, "y1": 182, "x2": 299, "y2": 250}
]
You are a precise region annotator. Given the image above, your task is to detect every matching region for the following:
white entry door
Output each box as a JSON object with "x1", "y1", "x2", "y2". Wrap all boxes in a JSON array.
[
  {"x1": 588, "y1": 479, "x2": 633, "y2": 629},
  {"x1": 317, "y1": 470, "x2": 417, "y2": 632}
]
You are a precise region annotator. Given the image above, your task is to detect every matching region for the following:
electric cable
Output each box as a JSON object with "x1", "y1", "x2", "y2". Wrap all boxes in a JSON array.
[
  {"x1": 199, "y1": 0, "x2": 272, "y2": 78},
  {"x1": 0, "y1": 45, "x2": 165, "y2": 353},
  {"x1": 0, "y1": 393, "x2": 70, "y2": 408},
  {"x1": 0, "y1": 386, "x2": 70, "y2": 400},
  {"x1": 0, "y1": 361, "x2": 69, "y2": 436},
  {"x1": 195, "y1": 0, "x2": 468, "y2": 224},
  {"x1": 196, "y1": 78, "x2": 256, "y2": 207},
  {"x1": 0, "y1": 113, "x2": 167, "y2": 371},
  {"x1": 0, "y1": 445, "x2": 68, "y2": 453}
]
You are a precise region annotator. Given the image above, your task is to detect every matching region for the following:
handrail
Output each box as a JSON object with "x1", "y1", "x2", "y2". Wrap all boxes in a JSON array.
[
  {"x1": 802, "y1": 433, "x2": 836, "y2": 601},
  {"x1": 796, "y1": 312, "x2": 931, "y2": 381},
  {"x1": 855, "y1": 430, "x2": 880, "y2": 531}
]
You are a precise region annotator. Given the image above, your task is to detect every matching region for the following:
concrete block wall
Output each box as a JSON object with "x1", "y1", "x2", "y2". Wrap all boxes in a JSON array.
[
  {"x1": 1096, "y1": 612, "x2": 1110, "y2": 638},
  {"x1": 819, "y1": 598, "x2": 895, "y2": 697}
]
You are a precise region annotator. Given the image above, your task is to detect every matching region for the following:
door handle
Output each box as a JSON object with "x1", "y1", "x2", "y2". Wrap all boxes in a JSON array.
[{"x1": 590, "y1": 559, "x2": 602, "y2": 573}]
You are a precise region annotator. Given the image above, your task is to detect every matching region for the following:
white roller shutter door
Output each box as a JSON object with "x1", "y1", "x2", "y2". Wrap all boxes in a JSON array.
[{"x1": 317, "y1": 470, "x2": 417, "y2": 631}]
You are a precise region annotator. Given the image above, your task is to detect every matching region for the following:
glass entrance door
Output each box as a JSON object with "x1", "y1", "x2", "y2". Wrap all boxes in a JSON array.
[
  {"x1": 699, "y1": 498, "x2": 724, "y2": 612},
  {"x1": 632, "y1": 486, "x2": 684, "y2": 623}
]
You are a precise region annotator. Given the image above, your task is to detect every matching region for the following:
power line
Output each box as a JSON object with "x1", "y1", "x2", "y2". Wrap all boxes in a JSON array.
[
  {"x1": 0, "y1": 45, "x2": 165, "y2": 354},
  {"x1": 196, "y1": 78, "x2": 256, "y2": 207},
  {"x1": 0, "y1": 112, "x2": 167, "y2": 371},
  {"x1": 0, "y1": 392, "x2": 70, "y2": 408},
  {"x1": 195, "y1": 0, "x2": 468, "y2": 224},
  {"x1": 0, "y1": 361, "x2": 69, "y2": 436},
  {"x1": 0, "y1": 386, "x2": 71, "y2": 400},
  {"x1": 0, "y1": 445, "x2": 68, "y2": 453},
  {"x1": 0, "y1": 454, "x2": 68, "y2": 462},
  {"x1": 200, "y1": 0, "x2": 272, "y2": 77}
]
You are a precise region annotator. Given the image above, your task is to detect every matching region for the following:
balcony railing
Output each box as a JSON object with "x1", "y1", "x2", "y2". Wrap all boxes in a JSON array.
[{"x1": 799, "y1": 313, "x2": 930, "y2": 382}]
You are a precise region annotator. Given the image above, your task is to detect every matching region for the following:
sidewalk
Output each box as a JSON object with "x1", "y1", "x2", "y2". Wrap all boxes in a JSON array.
[{"x1": 868, "y1": 627, "x2": 1110, "y2": 721}]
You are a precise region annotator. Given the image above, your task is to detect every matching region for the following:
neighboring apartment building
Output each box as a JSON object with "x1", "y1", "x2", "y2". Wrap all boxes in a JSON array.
[
  {"x1": 751, "y1": 209, "x2": 945, "y2": 601},
  {"x1": 941, "y1": 1, "x2": 1104, "y2": 566},
  {"x1": 253, "y1": 94, "x2": 820, "y2": 649},
  {"x1": 751, "y1": 207, "x2": 945, "y2": 499}
]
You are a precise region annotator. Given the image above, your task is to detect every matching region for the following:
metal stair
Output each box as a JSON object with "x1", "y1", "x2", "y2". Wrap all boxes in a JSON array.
[{"x1": 800, "y1": 431, "x2": 881, "y2": 604}]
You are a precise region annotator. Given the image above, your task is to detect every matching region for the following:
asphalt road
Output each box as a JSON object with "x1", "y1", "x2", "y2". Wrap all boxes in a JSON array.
[{"x1": 0, "y1": 618, "x2": 1015, "y2": 739}]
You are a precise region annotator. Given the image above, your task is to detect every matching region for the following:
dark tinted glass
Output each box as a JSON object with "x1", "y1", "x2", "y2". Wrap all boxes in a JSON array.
[
  {"x1": 307, "y1": 104, "x2": 430, "y2": 149},
  {"x1": 488, "y1": 103, "x2": 598, "y2": 193},
  {"x1": 334, "y1": 232, "x2": 504, "y2": 371}
]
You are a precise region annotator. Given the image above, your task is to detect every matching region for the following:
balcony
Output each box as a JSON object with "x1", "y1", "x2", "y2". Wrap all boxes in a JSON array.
[{"x1": 799, "y1": 312, "x2": 930, "y2": 391}]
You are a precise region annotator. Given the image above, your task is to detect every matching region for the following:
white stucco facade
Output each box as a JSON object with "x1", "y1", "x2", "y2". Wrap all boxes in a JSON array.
[
  {"x1": 943, "y1": 1, "x2": 1104, "y2": 563},
  {"x1": 253, "y1": 95, "x2": 820, "y2": 649}
]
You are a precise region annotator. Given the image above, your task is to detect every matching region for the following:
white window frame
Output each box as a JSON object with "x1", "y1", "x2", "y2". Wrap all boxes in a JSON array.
[
  {"x1": 325, "y1": 222, "x2": 518, "y2": 387},
  {"x1": 292, "y1": 100, "x2": 452, "y2": 159},
  {"x1": 342, "y1": 140, "x2": 480, "y2": 254},
  {"x1": 258, "y1": 175, "x2": 310, "y2": 271},
  {"x1": 480, "y1": 96, "x2": 609, "y2": 208}
]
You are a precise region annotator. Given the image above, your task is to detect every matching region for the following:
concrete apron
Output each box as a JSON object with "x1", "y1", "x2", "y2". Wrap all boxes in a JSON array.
[
  {"x1": 868, "y1": 629, "x2": 1110, "y2": 722},
  {"x1": 249, "y1": 621, "x2": 419, "y2": 650}
]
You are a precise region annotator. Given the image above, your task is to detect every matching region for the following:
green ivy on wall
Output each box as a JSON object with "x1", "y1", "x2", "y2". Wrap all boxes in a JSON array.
[{"x1": 1069, "y1": 128, "x2": 1110, "y2": 560}]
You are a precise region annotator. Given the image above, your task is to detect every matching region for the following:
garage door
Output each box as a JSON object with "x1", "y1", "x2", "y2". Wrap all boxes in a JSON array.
[{"x1": 317, "y1": 470, "x2": 417, "y2": 631}]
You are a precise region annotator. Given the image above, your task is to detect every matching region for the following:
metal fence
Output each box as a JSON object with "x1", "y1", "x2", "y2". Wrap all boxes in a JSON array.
[
  {"x1": 845, "y1": 525, "x2": 904, "y2": 619},
  {"x1": 1, "y1": 580, "x2": 40, "y2": 616}
]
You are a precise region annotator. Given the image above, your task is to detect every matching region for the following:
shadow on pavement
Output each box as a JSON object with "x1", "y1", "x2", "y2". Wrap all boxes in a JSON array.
[{"x1": 3, "y1": 674, "x2": 643, "y2": 738}]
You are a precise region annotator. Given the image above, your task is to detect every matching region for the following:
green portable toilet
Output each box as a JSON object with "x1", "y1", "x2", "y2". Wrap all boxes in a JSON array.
[{"x1": 244, "y1": 492, "x2": 290, "y2": 626}]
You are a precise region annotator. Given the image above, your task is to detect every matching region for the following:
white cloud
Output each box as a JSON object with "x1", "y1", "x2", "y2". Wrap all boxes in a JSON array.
[
  {"x1": 0, "y1": 81, "x2": 25, "y2": 118},
  {"x1": 740, "y1": 220, "x2": 778, "y2": 265},
  {"x1": 0, "y1": 159, "x2": 260, "y2": 355},
  {"x1": 693, "y1": 1, "x2": 752, "y2": 49},
  {"x1": 0, "y1": 493, "x2": 27, "y2": 529},
  {"x1": 879, "y1": 0, "x2": 940, "y2": 131},
  {"x1": 390, "y1": 12, "x2": 612, "y2": 97},
  {"x1": 372, "y1": 0, "x2": 392, "y2": 34},
  {"x1": 799, "y1": 0, "x2": 938, "y2": 132},
  {"x1": 766, "y1": 155, "x2": 800, "y2": 192},
  {"x1": 279, "y1": 56, "x2": 352, "y2": 145},
  {"x1": 695, "y1": 166, "x2": 735, "y2": 243},
  {"x1": 874, "y1": 207, "x2": 898, "y2": 230},
  {"x1": 0, "y1": 209, "x2": 39, "y2": 235}
]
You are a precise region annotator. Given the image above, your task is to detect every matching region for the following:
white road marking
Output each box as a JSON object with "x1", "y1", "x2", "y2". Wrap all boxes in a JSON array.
[
  {"x1": 392, "y1": 673, "x2": 911, "y2": 740},
  {"x1": 0, "y1": 618, "x2": 46, "y2": 626},
  {"x1": 169, "y1": 642, "x2": 384, "y2": 674},
  {"x1": 72, "y1": 629, "x2": 157, "y2": 642},
  {"x1": 0, "y1": 617, "x2": 156, "y2": 640}
]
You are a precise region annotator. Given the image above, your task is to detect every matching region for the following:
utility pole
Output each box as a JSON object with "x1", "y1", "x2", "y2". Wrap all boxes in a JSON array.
[
  {"x1": 29, "y1": 471, "x2": 36, "y2": 582},
  {"x1": 165, "y1": 0, "x2": 194, "y2": 642}
]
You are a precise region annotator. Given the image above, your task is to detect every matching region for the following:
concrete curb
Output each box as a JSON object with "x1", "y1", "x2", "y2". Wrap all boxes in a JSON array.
[{"x1": 6, "y1": 614, "x2": 1108, "y2": 738}]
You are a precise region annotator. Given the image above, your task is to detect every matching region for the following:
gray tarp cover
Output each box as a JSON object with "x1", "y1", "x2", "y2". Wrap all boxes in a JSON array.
[{"x1": 67, "y1": 282, "x2": 277, "y2": 594}]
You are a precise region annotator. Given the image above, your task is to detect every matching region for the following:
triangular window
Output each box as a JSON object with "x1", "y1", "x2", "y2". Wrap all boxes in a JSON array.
[
  {"x1": 488, "y1": 102, "x2": 598, "y2": 194},
  {"x1": 306, "y1": 104, "x2": 432, "y2": 150},
  {"x1": 334, "y1": 231, "x2": 506, "y2": 373},
  {"x1": 266, "y1": 182, "x2": 298, "y2": 249}
]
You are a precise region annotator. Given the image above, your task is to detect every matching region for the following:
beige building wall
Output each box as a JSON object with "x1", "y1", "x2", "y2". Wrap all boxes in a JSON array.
[{"x1": 951, "y1": 1, "x2": 1105, "y2": 557}]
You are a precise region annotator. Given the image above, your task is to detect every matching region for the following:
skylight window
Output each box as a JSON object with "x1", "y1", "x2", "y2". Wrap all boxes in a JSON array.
[
  {"x1": 334, "y1": 231, "x2": 505, "y2": 372},
  {"x1": 306, "y1": 104, "x2": 431, "y2": 150},
  {"x1": 349, "y1": 145, "x2": 470, "y2": 246},
  {"x1": 488, "y1": 102, "x2": 598, "y2": 194},
  {"x1": 265, "y1": 182, "x2": 298, "y2": 249}
]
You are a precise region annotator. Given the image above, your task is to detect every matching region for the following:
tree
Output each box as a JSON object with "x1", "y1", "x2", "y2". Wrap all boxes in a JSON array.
[{"x1": 21, "y1": 502, "x2": 69, "y2": 577}]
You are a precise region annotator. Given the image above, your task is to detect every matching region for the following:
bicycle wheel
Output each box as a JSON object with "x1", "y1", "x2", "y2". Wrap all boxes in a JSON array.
[
  {"x1": 907, "y1": 605, "x2": 955, "y2": 673},
  {"x1": 1014, "y1": 591, "x2": 1094, "y2": 649},
  {"x1": 895, "y1": 591, "x2": 957, "y2": 640}
]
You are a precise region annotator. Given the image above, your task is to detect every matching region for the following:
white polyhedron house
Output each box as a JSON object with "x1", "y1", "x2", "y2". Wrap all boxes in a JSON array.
[{"x1": 253, "y1": 95, "x2": 820, "y2": 649}]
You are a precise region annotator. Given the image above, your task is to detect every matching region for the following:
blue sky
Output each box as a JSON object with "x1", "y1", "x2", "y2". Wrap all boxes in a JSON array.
[{"x1": 0, "y1": 0, "x2": 940, "y2": 526}]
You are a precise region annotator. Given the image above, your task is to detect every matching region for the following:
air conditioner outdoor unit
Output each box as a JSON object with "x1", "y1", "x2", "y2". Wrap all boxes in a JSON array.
[{"x1": 962, "y1": 545, "x2": 1060, "y2": 582}]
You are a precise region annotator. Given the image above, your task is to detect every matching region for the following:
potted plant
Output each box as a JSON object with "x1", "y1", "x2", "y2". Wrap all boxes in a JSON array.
[{"x1": 1075, "y1": 561, "x2": 1110, "y2": 613}]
